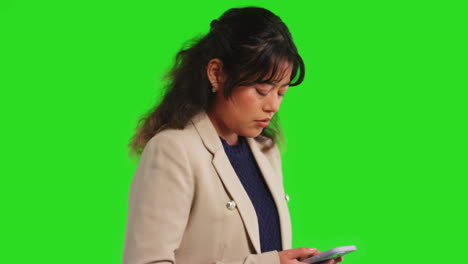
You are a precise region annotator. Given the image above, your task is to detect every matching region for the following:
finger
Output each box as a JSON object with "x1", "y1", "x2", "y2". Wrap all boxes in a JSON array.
[
  {"x1": 296, "y1": 251, "x2": 323, "y2": 262},
  {"x1": 318, "y1": 259, "x2": 335, "y2": 264},
  {"x1": 330, "y1": 256, "x2": 344, "y2": 263},
  {"x1": 287, "y1": 247, "x2": 319, "y2": 259}
]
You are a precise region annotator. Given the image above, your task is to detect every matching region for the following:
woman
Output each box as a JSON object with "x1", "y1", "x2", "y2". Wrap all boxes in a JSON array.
[{"x1": 123, "y1": 7, "x2": 343, "y2": 264}]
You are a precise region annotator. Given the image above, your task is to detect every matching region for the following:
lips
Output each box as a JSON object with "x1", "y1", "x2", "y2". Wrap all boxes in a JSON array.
[{"x1": 255, "y1": 118, "x2": 271, "y2": 127}]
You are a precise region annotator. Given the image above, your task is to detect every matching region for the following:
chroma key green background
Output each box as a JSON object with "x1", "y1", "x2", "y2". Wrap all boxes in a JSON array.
[{"x1": 1, "y1": 1, "x2": 466, "y2": 263}]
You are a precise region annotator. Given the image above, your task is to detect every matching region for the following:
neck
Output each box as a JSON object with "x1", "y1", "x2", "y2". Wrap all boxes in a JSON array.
[{"x1": 207, "y1": 111, "x2": 239, "y2": 145}]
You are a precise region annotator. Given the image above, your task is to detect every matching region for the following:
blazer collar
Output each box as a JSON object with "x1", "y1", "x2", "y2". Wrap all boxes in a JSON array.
[
  {"x1": 190, "y1": 111, "x2": 291, "y2": 252},
  {"x1": 190, "y1": 111, "x2": 222, "y2": 154}
]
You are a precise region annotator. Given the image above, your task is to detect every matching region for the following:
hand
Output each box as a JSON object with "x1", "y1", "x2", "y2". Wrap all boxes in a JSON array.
[
  {"x1": 304, "y1": 249, "x2": 344, "y2": 264},
  {"x1": 315, "y1": 255, "x2": 343, "y2": 264},
  {"x1": 277, "y1": 247, "x2": 344, "y2": 264},
  {"x1": 278, "y1": 247, "x2": 319, "y2": 264}
]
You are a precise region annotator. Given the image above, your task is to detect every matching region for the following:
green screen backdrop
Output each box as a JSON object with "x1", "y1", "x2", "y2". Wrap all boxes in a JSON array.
[{"x1": 1, "y1": 1, "x2": 466, "y2": 263}]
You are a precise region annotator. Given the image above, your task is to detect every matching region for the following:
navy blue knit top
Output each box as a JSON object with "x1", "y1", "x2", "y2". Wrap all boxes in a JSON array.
[{"x1": 220, "y1": 136, "x2": 282, "y2": 252}]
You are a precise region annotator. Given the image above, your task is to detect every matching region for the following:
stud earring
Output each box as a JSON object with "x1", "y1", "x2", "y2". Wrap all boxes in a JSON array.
[{"x1": 210, "y1": 82, "x2": 217, "y2": 93}]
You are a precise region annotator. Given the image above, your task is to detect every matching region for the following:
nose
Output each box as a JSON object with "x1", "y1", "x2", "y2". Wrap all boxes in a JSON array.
[{"x1": 263, "y1": 93, "x2": 281, "y2": 113}]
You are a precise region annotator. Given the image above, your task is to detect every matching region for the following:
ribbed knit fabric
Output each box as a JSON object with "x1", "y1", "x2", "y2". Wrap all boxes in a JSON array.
[{"x1": 220, "y1": 136, "x2": 282, "y2": 253}]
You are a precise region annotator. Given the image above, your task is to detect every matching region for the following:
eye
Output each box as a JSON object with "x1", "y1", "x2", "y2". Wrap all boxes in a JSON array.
[
  {"x1": 278, "y1": 88, "x2": 288, "y2": 98},
  {"x1": 255, "y1": 89, "x2": 268, "y2": 96}
]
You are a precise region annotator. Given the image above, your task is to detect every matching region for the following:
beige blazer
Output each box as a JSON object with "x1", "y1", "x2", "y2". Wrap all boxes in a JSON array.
[{"x1": 123, "y1": 111, "x2": 292, "y2": 264}]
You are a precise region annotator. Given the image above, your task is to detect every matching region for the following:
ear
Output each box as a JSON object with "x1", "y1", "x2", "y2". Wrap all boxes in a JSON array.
[{"x1": 206, "y1": 58, "x2": 226, "y2": 92}]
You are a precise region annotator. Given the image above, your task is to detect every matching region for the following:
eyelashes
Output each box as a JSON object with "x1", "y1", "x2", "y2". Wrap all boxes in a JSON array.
[
  {"x1": 256, "y1": 89, "x2": 268, "y2": 96},
  {"x1": 255, "y1": 89, "x2": 285, "y2": 97}
]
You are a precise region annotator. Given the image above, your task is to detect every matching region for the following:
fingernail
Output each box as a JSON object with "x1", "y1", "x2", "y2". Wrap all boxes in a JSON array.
[{"x1": 308, "y1": 247, "x2": 317, "y2": 251}]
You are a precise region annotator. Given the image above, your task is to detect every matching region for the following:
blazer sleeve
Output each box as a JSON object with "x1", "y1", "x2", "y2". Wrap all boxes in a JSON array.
[
  {"x1": 122, "y1": 133, "x2": 282, "y2": 264},
  {"x1": 123, "y1": 133, "x2": 194, "y2": 264}
]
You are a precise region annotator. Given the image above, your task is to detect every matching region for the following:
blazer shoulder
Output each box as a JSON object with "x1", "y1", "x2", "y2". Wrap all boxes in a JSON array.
[
  {"x1": 142, "y1": 123, "x2": 206, "y2": 160},
  {"x1": 146, "y1": 123, "x2": 198, "y2": 146}
]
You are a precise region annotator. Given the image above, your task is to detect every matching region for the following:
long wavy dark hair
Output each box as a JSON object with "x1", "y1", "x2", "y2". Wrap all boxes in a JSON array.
[{"x1": 128, "y1": 7, "x2": 305, "y2": 157}]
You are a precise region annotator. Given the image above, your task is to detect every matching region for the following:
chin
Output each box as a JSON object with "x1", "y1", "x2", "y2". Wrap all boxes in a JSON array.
[{"x1": 242, "y1": 128, "x2": 263, "y2": 138}]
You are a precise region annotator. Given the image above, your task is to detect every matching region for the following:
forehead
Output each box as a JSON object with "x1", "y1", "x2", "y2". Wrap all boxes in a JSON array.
[
  {"x1": 234, "y1": 57, "x2": 294, "y2": 88},
  {"x1": 264, "y1": 60, "x2": 292, "y2": 80},
  {"x1": 257, "y1": 61, "x2": 293, "y2": 86}
]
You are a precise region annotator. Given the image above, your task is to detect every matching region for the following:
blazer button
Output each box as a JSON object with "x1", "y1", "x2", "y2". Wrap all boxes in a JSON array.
[
  {"x1": 285, "y1": 194, "x2": 290, "y2": 202},
  {"x1": 226, "y1": 200, "x2": 237, "y2": 210}
]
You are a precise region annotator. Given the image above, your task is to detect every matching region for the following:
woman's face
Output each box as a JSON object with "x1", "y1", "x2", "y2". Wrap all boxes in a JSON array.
[{"x1": 207, "y1": 60, "x2": 292, "y2": 145}]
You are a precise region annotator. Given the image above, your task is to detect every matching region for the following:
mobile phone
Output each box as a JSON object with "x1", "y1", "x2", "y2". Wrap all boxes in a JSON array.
[{"x1": 302, "y1": 245, "x2": 356, "y2": 263}]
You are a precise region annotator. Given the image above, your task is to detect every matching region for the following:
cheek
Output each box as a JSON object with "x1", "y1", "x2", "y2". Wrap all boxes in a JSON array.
[{"x1": 232, "y1": 93, "x2": 259, "y2": 110}]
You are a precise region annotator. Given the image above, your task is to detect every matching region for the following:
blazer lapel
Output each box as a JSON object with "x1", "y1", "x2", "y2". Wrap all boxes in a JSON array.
[
  {"x1": 247, "y1": 137, "x2": 292, "y2": 250},
  {"x1": 190, "y1": 112, "x2": 262, "y2": 254},
  {"x1": 212, "y1": 151, "x2": 262, "y2": 253}
]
